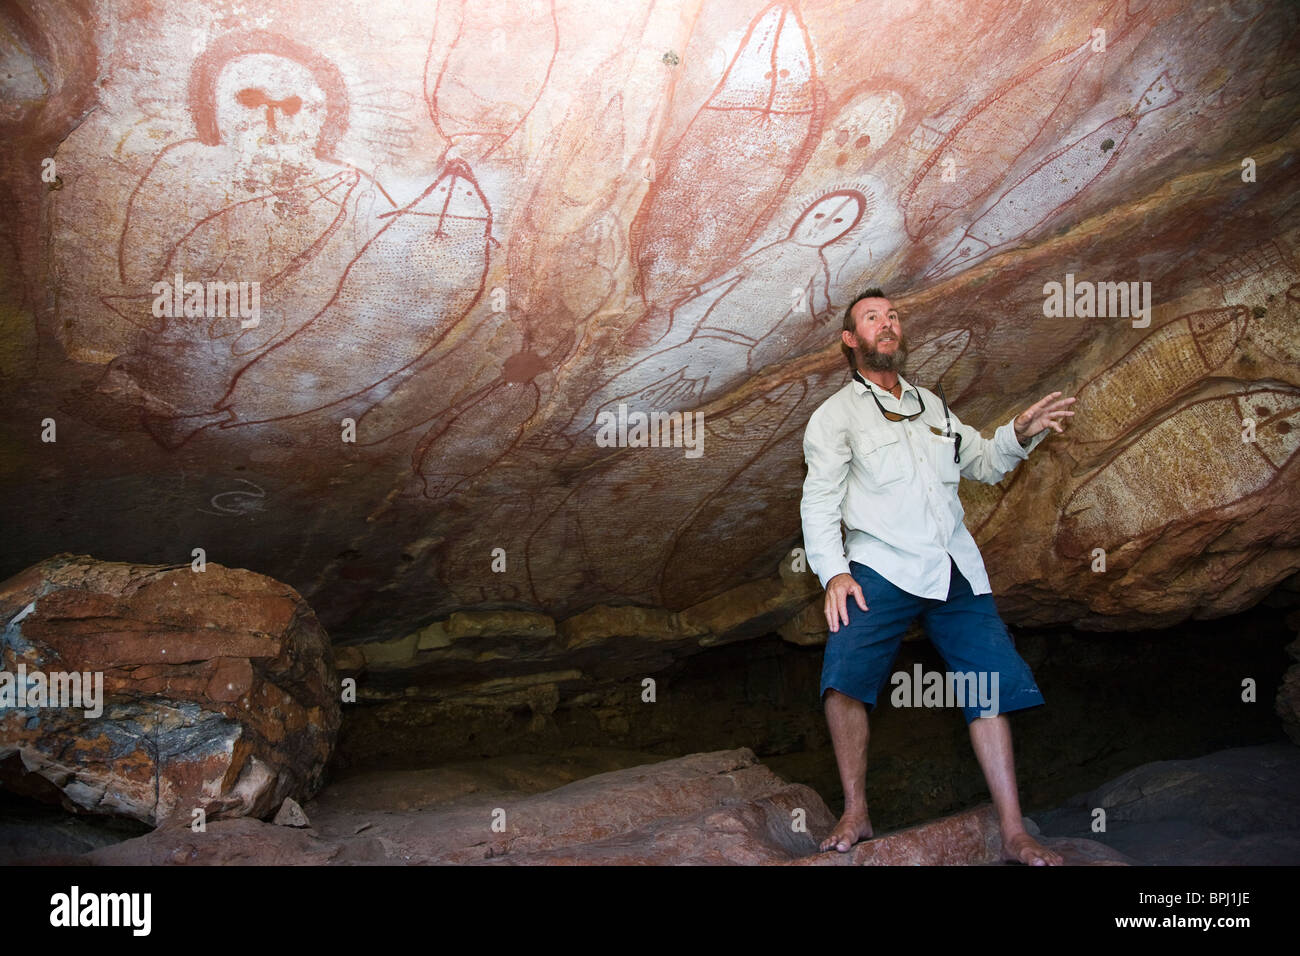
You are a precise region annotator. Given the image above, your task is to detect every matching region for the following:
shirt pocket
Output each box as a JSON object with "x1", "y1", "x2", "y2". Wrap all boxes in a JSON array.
[
  {"x1": 852, "y1": 430, "x2": 909, "y2": 487},
  {"x1": 928, "y1": 433, "x2": 961, "y2": 485}
]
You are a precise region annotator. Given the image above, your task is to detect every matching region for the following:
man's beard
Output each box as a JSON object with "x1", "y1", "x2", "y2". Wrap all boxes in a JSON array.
[{"x1": 859, "y1": 332, "x2": 909, "y2": 372}]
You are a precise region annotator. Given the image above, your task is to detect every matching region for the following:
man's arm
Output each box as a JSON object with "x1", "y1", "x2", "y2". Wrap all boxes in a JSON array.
[
  {"x1": 799, "y1": 405, "x2": 854, "y2": 589},
  {"x1": 949, "y1": 390, "x2": 1075, "y2": 484},
  {"x1": 948, "y1": 408, "x2": 1047, "y2": 485}
]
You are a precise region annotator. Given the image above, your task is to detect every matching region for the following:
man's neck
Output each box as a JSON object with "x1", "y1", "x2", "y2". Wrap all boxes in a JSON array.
[{"x1": 860, "y1": 369, "x2": 901, "y2": 397}]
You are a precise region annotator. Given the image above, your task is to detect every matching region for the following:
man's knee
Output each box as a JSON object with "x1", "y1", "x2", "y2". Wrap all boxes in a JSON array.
[{"x1": 823, "y1": 687, "x2": 868, "y2": 712}]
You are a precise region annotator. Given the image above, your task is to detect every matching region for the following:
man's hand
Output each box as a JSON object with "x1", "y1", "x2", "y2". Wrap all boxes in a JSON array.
[
  {"x1": 1014, "y1": 391, "x2": 1076, "y2": 442},
  {"x1": 824, "y1": 572, "x2": 868, "y2": 632}
]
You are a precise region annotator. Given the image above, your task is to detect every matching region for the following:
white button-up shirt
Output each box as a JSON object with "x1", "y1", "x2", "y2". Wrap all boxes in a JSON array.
[{"x1": 800, "y1": 371, "x2": 1047, "y2": 598}]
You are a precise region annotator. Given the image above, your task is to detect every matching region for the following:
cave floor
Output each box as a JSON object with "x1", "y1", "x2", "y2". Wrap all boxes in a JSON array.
[{"x1": 3, "y1": 741, "x2": 1297, "y2": 865}]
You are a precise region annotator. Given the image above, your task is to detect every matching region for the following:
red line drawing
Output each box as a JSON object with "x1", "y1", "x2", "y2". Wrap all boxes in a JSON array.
[
  {"x1": 629, "y1": 0, "x2": 826, "y2": 306},
  {"x1": 142, "y1": 159, "x2": 493, "y2": 447},
  {"x1": 899, "y1": 0, "x2": 1149, "y2": 244},
  {"x1": 1206, "y1": 238, "x2": 1300, "y2": 309},
  {"x1": 115, "y1": 30, "x2": 358, "y2": 286},
  {"x1": 507, "y1": 83, "x2": 635, "y2": 369},
  {"x1": 1069, "y1": 306, "x2": 1250, "y2": 447},
  {"x1": 424, "y1": 0, "x2": 558, "y2": 163},
  {"x1": 1058, "y1": 386, "x2": 1300, "y2": 556},
  {"x1": 901, "y1": 40, "x2": 1094, "y2": 242},
  {"x1": 658, "y1": 370, "x2": 846, "y2": 603},
  {"x1": 411, "y1": 368, "x2": 544, "y2": 501},
  {"x1": 359, "y1": 7, "x2": 674, "y2": 493},
  {"x1": 926, "y1": 72, "x2": 1181, "y2": 279},
  {"x1": 567, "y1": 188, "x2": 866, "y2": 436},
  {"x1": 95, "y1": 31, "x2": 399, "y2": 436},
  {"x1": 523, "y1": 366, "x2": 835, "y2": 607},
  {"x1": 388, "y1": 86, "x2": 629, "y2": 493}
]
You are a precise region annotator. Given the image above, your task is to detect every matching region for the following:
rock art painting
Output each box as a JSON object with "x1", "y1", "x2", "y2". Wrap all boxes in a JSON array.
[
  {"x1": 143, "y1": 158, "x2": 492, "y2": 447},
  {"x1": 424, "y1": 0, "x2": 558, "y2": 163},
  {"x1": 899, "y1": 0, "x2": 1154, "y2": 248},
  {"x1": 411, "y1": 362, "x2": 543, "y2": 501},
  {"x1": 1248, "y1": 281, "x2": 1300, "y2": 366},
  {"x1": 1059, "y1": 387, "x2": 1300, "y2": 556},
  {"x1": 1069, "y1": 306, "x2": 1249, "y2": 449},
  {"x1": 526, "y1": 367, "x2": 838, "y2": 606},
  {"x1": 568, "y1": 187, "x2": 866, "y2": 436},
  {"x1": 630, "y1": 0, "x2": 826, "y2": 305},
  {"x1": 91, "y1": 32, "x2": 388, "y2": 425},
  {"x1": 657, "y1": 365, "x2": 847, "y2": 603},
  {"x1": 2, "y1": 0, "x2": 1297, "y2": 638},
  {"x1": 1216, "y1": 236, "x2": 1299, "y2": 365},
  {"x1": 902, "y1": 40, "x2": 1096, "y2": 244},
  {"x1": 391, "y1": 6, "x2": 684, "y2": 498},
  {"x1": 1183, "y1": 0, "x2": 1300, "y2": 144},
  {"x1": 1207, "y1": 237, "x2": 1300, "y2": 310},
  {"x1": 927, "y1": 72, "x2": 1181, "y2": 279},
  {"x1": 819, "y1": 90, "x2": 905, "y2": 175}
]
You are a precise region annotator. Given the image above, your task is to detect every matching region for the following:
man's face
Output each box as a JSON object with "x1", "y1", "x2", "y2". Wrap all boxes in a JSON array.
[{"x1": 845, "y1": 297, "x2": 908, "y2": 372}]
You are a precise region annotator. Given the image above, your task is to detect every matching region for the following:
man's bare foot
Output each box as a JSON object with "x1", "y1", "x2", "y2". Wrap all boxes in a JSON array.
[
  {"x1": 820, "y1": 808, "x2": 874, "y2": 852},
  {"x1": 1002, "y1": 830, "x2": 1064, "y2": 866}
]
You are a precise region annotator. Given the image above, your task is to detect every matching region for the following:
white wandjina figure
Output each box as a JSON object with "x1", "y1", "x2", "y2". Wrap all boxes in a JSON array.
[
  {"x1": 101, "y1": 40, "x2": 390, "y2": 431},
  {"x1": 566, "y1": 189, "x2": 868, "y2": 436},
  {"x1": 925, "y1": 73, "x2": 1180, "y2": 279},
  {"x1": 144, "y1": 159, "x2": 493, "y2": 447},
  {"x1": 630, "y1": 0, "x2": 824, "y2": 306}
]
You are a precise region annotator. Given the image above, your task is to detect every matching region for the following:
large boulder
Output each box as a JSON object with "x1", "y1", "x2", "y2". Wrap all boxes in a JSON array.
[{"x1": 0, "y1": 554, "x2": 340, "y2": 827}]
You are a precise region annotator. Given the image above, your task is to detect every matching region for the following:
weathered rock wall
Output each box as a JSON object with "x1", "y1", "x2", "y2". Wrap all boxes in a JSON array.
[{"x1": 1, "y1": 0, "x2": 1297, "y2": 647}]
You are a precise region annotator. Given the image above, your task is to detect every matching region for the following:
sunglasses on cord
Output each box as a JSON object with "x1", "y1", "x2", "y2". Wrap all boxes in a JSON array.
[{"x1": 853, "y1": 371, "x2": 962, "y2": 463}]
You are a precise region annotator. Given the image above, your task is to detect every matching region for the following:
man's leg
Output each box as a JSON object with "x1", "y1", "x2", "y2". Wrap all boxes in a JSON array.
[
  {"x1": 821, "y1": 689, "x2": 873, "y2": 851},
  {"x1": 923, "y1": 558, "x2": 1062, "y2": 865},
  {"x1": 968, "y1": 714, "x2": 1063, "y2": 866},
  {"x1": 817, "y1": 561, "x2": 918, "y2": 852}
]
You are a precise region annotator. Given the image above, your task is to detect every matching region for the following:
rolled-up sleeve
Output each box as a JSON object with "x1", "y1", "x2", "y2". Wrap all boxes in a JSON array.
[
  {"x1": 800, "y1": 405, "x2": 853, "y2": 589},
  {"x1": 952, "y1": 409, "x2": 1048, "y2": 485}
]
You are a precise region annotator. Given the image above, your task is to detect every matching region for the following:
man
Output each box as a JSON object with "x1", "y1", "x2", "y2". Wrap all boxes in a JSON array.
[{"x1": 800, "y1": 288, "x2": 1075, "y2": 865}]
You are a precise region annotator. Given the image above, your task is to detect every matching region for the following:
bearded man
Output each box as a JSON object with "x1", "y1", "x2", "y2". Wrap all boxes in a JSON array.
[{"x1": 799, "y1": 288, "x2": 1076, "y2": 864}]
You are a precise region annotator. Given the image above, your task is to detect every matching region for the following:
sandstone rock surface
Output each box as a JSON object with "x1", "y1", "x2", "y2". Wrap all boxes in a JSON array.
[
  {"x1": 0, "y1": 554, "x2": 340, "y2": 827},
  {"x1": 9, "y1": 747, "x2": 1126, "y2": 866},
  {"x1": 0, "y1": 0, "x2": 1296, "y2": 659},
  {"x1": 19, "y1": 740, "x2": 1292, "y2": 866},
  {"x1": 1034, "y1": 743, "x2": 1300, "y2": 865}
]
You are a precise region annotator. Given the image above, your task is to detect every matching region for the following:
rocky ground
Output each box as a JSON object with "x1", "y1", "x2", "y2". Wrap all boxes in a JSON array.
[
  {"x1": 1030, "y1": 742, "x2": 1300, "y2": 865},
  {"x1": 4, "y1": 742, "x2": 1296, "y2": 866}
]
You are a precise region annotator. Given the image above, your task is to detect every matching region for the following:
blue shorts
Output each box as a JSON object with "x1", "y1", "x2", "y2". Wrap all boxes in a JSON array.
[{"x1": 820, "y1": 558, "x2": 1044, "y2": 724}]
